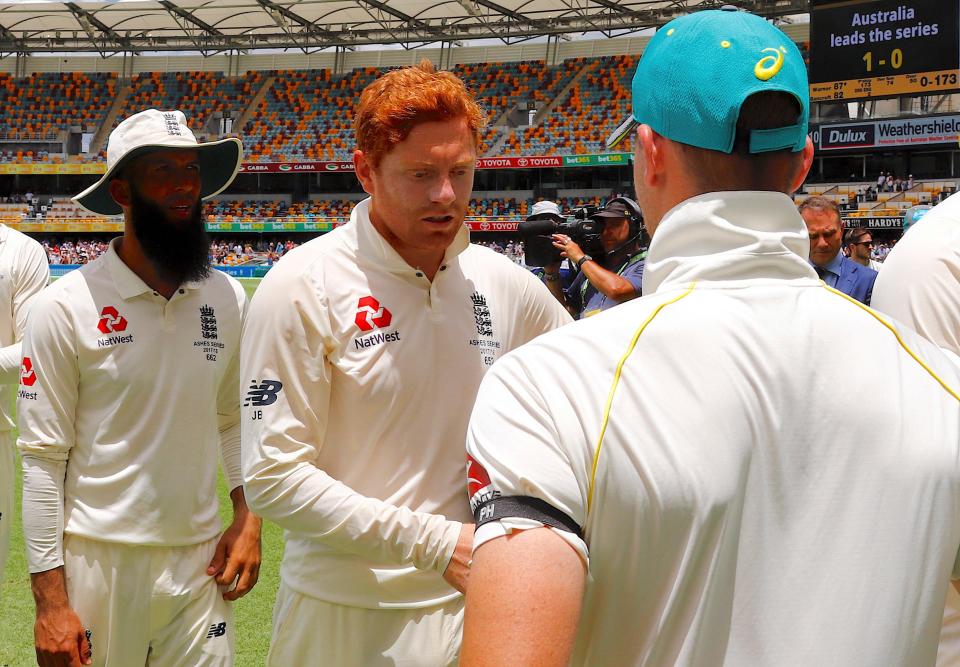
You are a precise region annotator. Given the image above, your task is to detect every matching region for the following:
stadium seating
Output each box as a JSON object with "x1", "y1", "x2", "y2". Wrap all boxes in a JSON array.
[
  {"x1": 0, "y1": 72, "x2": 117, "y2": 144},
  {"x1": 108, "y1": 70, "x2": 262, "y2": 141},
  {"x1": 452, "y1": 59, "x2": 580, "y2": 155},
  {"x1": 243, "y1": 67, "x2": 382, "y2": 162},
  {"x1": 507, "y1": 55, "x2": 637, "y2": 155},
  {"x1": 0, "y1": 40, "x2": 819, "y2": 164}
]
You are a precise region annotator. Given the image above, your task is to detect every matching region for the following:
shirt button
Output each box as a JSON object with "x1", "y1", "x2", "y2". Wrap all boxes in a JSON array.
[
  {"x1": 179, "y1": 289, "x2": 185, "y2": 294},
  {"x1": 440, "y1": 265, "x2": 447, "y2": 271},
  {"x1": 153, "y1": 291, "x2": 159, "y2": 296},
  {"x1": 416, "y1": 272, "x2": 423, "y2": 278}
]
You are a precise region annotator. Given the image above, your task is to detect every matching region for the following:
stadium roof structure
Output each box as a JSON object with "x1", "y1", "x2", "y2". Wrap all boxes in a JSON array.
[{"x1": 0, "y1": 0, "x2": 807, "y2": 56}]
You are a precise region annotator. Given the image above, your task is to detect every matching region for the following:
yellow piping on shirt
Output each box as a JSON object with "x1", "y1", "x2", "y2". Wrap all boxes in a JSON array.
[
  {"x1": 823, "y1": 284, "x2": 960, "y2": 402},
  {"x1": 587, "y1": 282, "x2": 696, "y2": 511}
]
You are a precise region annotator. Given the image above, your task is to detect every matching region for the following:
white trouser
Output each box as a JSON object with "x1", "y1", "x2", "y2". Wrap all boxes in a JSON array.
[
  {"x1": 64, "y1": 534, "x2": 234, "y2": 667},
  {"x1": 0, "y1": 430, "x2": 11, "y2": 587},
  {"x1": 267, "y1": 581, "x2": 464, "y2": 666}
]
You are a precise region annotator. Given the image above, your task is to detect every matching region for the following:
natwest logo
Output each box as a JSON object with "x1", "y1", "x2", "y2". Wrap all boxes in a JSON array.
[
  {"x1": 355, "y1": 296, "x2": 392, "y2": 332},
  {"x1": 20, "y1": 356, "x2": 36, "y2": 386},
  {"x1": 97, "y1": 306, "x2": 127, "y2": 334}
]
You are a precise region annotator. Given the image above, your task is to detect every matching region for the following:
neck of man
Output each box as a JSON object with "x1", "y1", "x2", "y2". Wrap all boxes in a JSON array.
[
  {"x1": 116, "y1": 230, "x2": 181, "y2": 300},
  {"x1": 369, "y1": 211, "x2": 445, "y2": 282},
  {"x1": 603, "y1": 241, "x2": 639, "y2": 268}
]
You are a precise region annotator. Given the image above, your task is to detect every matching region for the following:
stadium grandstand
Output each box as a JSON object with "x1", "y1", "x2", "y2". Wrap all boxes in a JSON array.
[
  {"x1": 0, "y1": 0, "x2": 955, "y2": 272},
  {"x1": 4, "y1": 2, "x2": 960, "y2": 664}
]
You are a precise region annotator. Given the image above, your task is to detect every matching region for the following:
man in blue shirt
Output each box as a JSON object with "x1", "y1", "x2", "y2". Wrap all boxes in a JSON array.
[
  {"x1": 544, "y1": 199, "x2": 646, "y2": 319},
  {"x1": 799, "y1": 195, "x2": 877, "y2": 305}
]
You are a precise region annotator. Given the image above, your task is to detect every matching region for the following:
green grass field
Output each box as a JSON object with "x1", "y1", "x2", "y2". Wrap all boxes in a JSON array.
[{"x1": 0, "y1": 278, "x2": 281, "y2": 666}]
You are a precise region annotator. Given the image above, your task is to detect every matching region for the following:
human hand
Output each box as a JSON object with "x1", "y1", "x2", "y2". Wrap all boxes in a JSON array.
[
  {"x1": 208, "y1": 506, "x2": 262, "y2": 601},
  {"x1": 34, "y1": 605, "x2": 91, "y2": 667},
  {"x1": 442, "y1": 523, "x2": 475, "y2": 593},
  {"x1": 551, "y1": 235, "x2": 584, "y2": 264}
]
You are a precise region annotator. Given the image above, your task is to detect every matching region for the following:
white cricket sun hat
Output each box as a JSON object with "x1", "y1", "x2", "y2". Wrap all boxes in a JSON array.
[
  {"x1": 529, "y1": 200, "x2": 563, "y2": 218},
  {"x1": 74, "y1": 109, "x2": 243, "y2": 216}
]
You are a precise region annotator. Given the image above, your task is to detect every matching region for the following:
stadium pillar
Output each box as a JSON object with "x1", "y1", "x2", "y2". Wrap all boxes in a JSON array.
[{"x1": 334, "y1": 46, "x2": 347, "y2": 76}]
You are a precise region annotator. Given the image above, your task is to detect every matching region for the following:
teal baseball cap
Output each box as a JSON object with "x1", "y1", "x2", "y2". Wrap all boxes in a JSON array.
[{"x1": 606, "y1": 7, "x2": 809, "y2": 154}]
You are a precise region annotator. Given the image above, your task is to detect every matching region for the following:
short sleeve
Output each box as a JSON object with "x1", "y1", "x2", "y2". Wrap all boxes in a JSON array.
[
  {"x1": 465, "y1": 350, "x2": 589, "y2": 563},
  {"x1": 621, "y1": 257, "x2": 645, "y2": 294}
]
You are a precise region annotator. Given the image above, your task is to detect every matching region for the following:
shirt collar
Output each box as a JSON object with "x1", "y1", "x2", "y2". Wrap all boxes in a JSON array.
[
  {"x1": 643, "y1": 191, "x2": 817, "y2": 295},
  {"x1": 105, "y1": 237, "x2": 204, "y2": 300},
  {"x1": 812, "y1": 250, "x2": 844, "y2": 277},
  {"x1": 353, "y1": 197, "x2": 470, "y2": 274}
]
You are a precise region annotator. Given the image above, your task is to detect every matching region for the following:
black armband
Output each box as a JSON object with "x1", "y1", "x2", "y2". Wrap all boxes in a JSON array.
[{"x1": 473, "y1": 495, "x2": 582, "y2": 538}]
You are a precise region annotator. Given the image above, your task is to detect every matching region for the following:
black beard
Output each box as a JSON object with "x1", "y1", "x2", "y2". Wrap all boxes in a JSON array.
[{"x1": 129, "y1": 187, "x2": 210, "y2": 285}]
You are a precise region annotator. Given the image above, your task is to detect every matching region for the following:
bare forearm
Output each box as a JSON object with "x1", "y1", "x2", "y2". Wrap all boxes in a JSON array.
[
  {"x1": 31, "y1": 567, "x2": 70, "y2": 611},
  {"x1": 229, "y1": 485, "x2": 261, "y2": 532}
]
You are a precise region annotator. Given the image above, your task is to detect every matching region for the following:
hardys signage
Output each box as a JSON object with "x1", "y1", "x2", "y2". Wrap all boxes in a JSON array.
[
  {"x1": 841, "y1": 215, "x2": 903, "y2": 229},
  {"x1": 816, "y1": 114, "x2": 960, "y2": 151}
]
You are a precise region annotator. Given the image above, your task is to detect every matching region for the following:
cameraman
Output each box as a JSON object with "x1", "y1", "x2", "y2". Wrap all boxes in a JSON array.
[{"x1": 544, "y1": 199, "x2": 646, "y2": 319}]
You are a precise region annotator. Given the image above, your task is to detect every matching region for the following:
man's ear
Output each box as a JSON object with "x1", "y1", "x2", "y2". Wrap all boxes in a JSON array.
[
  {"x1": 635, "y1": 125, "x2": 662, "y2": 189},
  {"x1": 354, "y1": 150, "x2": 375, "y2": 197},
  {"x1": 108, "y1": 178, "x2": 132, "y2": 209},
  {"x1": 789, "y1": 136, "x2": 815, "y2": 194}
]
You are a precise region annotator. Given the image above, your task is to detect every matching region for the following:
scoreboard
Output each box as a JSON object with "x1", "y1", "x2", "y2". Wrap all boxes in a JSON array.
[{"x1": 809, "y1": 0, "x2": 960, "y2": 102}]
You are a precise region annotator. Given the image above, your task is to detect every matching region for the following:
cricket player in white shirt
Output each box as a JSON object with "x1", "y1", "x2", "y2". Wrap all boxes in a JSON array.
[
  {"x1": 461, "y1": 9, "x2": 960, "y2": 666},
  {"x1": 241, "y1": 61, "x2": 571, "y2": 665},
  {"x1": 19, "y1": 109, "x2": 261, "y2": 667},
  {"x1": 0, "y1": 224, "x2": 49, "y2": 585},
  {"x1": 873, "y1": 192, "x2": 960, "y2": 667}
]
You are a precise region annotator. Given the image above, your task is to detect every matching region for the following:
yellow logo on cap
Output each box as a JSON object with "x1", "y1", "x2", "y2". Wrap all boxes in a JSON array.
[{"x1": 754, "y1": 47, "x2": 785, "y2": 81}]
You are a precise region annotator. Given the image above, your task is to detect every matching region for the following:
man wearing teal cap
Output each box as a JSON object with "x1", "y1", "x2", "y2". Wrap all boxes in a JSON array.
[{"x1": 459, "y1": 8, "x2": 960, "y2": 666}]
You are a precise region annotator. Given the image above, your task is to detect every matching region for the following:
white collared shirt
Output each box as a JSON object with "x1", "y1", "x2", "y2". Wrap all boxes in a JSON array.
[
  {"x1": 18, "y1": 238, "x2": 245, "y2": 572},
  {"x1": 0, "y1": 224, "x2": 49, "y2": 430},
  {"x1": 468, "y1": 191, "x2": 960, "y2": 665},
  {"x1": 872, "y1": 191, "x2": 960, "y2": 667},
  {"x1": 241, "y1": 198, "x2": 571, "y2": 609}
]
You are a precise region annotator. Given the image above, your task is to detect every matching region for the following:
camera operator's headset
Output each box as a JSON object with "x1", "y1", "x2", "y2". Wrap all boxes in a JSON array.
[{"x1": 599, "y1": 196, "x2": 648, "y2": 257}]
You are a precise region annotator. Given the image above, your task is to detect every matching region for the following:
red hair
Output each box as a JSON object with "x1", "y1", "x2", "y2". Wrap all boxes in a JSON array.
[{"x1": 354, "y1": 60, "x2": 486, "y2": 167}]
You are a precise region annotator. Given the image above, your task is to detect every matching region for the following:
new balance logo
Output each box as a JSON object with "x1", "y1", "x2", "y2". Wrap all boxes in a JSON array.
[
  {"x1": 244, "y1": 380, "x2": 283, "y2": 407},
  {"x1": 206, "y1": 622, "x2": 227, "y2": 639}
]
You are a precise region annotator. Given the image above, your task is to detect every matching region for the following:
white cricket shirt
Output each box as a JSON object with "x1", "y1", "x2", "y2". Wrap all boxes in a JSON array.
[
  {"x1": 467, "y1": 191, "x2": 960, "y2": 665},
  {"x1": 242, "y1": 198, "x2": 571, "y2": 609},
  {"x1": 872, "y1": 191, "x2": 960, "y2": 667},
  {"x1": 18, "y1": 239, "x2": 245, "y2": 572},
  {"x1": 0, "y1": 224, "x2": 49, "y2": 429}
]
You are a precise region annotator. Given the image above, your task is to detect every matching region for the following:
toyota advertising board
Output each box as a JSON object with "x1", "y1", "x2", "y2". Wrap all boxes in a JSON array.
[
  {"x1": 236, "y1": 154, "x2": 629, "y2": 173},
  {"x1": 816, "y1": 114, "x2": 960, "y2": 150}
]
